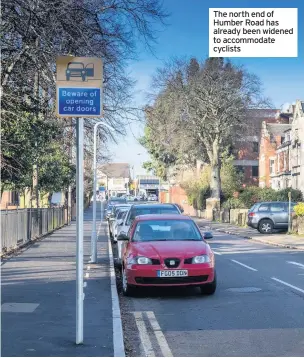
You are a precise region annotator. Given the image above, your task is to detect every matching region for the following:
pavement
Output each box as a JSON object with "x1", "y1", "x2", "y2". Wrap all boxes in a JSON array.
[
  {"x1": 117, "y1": 228, "x2": 304, "y2": 357},
  {"x1": 1, "y1": 203, "x2": 124, "y2": 357},
  {"x1": 195, "y1": 218, "x2": 304, "y2": 251}
]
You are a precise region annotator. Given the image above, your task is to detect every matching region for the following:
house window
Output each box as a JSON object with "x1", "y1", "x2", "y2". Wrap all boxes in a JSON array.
[
  {"x1": 294, "y1": 129, "x2": 299, "y2": 142},
  {"x1": 283, "y1": 152, "x2": 287, "y2": 170},
  {"x1": 297, "y1": 146, "x2": 301, "y2": 166},
  {"x1": 11, "y1": 191, "x2": 19, "y2": 206},
  {"x1": 277, "y1": 154, "x2": 280, "y2": 172},
  {"x1": 270, "y1": 159, "x2": 275, "y2": 174},
  {"x1": 252, "y1": 166, "x2": 259, "y2": 177},
  {"x1": 294, "y1": 174, "x2": 299, "y2": 189},
  {"x1": 236, "y1": 166, "x2": 244, "y2": 174},
  {"x1": 253, "y1": 142, "x2": 259, "y2": 153}
]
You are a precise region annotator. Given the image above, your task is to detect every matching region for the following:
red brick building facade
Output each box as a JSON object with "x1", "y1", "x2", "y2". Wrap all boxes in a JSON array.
[{"x1": 233, "y1": 109, "x2": 280, "y2": 185}]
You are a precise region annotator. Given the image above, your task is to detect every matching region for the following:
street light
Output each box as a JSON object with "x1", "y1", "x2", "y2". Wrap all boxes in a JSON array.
[{"x1": 91, "y1": 121, "x2": 115, "y2": 263}]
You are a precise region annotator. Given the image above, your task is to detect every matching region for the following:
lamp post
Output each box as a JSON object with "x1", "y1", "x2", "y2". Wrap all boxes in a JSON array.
[{"x1": 91, "y1": 121, "x2": 114, "y2": 263}]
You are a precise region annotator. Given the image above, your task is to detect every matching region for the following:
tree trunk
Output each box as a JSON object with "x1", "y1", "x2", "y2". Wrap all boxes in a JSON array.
[{"x1": 209, "y1": 141, "x2": 221, "y2": 199}]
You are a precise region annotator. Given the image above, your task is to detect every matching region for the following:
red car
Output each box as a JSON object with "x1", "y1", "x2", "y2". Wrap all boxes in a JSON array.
[{"x1": 117, "y1": 214, "x2": 216, "y2": 296}]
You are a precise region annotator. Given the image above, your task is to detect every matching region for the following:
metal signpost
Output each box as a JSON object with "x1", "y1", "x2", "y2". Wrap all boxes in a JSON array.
[
  {"x1": 56, "y1": 56, "x2": 103, "y2": 345},
  {"x1": 288, "y1": 191, "x2": 292, "y2": 233},
  {"x1": 159, "y1": 177, "x2": 161, "y2": 202},
  {"x1": 90, "y1": 122, "x2": 114, "y2": 264}
]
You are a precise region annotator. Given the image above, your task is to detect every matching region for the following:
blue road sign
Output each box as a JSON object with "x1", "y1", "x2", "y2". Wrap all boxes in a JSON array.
[
  {"x1": 99, "y1": 186, "x2": 105, "y2": 192},
  {"x1": 57, "y1": 87, "x2": 101, "y2": 116}
]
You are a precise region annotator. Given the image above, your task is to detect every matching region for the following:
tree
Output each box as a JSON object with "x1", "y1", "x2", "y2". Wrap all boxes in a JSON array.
[
  {"x1": 220, "y1": 150, "x2": 244, "y2": 199},
  {"x1": 139, "y1": 126, "x2": 178, "y2": 180},
  {"x1": 1, "y1": 0, "x2": 168, "y2": 191},
  {"x1": 144, "y1": 57, "x2": 269, "y2": 199}
]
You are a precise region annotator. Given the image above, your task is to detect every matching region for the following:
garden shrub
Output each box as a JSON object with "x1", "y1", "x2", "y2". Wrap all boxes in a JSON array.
[
  {"x1": 222, "y1": 197, "x2": 247, "y2": 209},
  {"x1": 294, "y1": 202, "x2": 304, "y2": 217}
]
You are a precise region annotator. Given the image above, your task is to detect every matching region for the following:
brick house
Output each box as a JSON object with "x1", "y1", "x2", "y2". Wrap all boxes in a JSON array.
[
  {"x1": 259, "y1": 123, "x2": 292, "y2": 189},
  {"x1": 259, "y1": 100, "x2": 304, "y2": 193},
  {"x1": 232, "y1": 109, "x2": 280, "y2": 185},
  {"x1": 291, "y1": 100, "x2": 304, "y2": 193}
]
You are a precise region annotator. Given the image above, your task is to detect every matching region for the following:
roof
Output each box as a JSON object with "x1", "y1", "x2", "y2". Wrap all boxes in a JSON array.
[
  {"x1": 266, "y1": 123, "x2": 291, "y2": 136},
  {"x1": 99, "y1": 163, "x2": 130, "y2": 178},
  {"x1": 135, "y1": 214, "x2": 191, "y2": 221},
  {"x1": 255, "y1": 201, "x2": 296, "y2": 205},
  {"x1": 113, "y1": 203, "x2": 132, "y2": 208},
  {"x1": 131, "y1": 203, "x2": 177, "y2": 209}
]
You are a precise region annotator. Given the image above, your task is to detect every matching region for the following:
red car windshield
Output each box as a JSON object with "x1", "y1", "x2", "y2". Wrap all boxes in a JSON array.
[{"x1": 132, "y1": 219, "x2": 202, "y2": 242}]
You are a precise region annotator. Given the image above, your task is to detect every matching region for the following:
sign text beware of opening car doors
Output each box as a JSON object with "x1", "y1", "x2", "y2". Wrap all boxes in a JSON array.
[{"x1": 56, "y1": 56, "x2": 103, "y2": 117}]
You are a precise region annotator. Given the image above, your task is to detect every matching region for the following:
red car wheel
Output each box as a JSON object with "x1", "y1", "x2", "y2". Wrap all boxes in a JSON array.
[{"x1": 122, "y1": 266, "x2": 135, "y2": 296}]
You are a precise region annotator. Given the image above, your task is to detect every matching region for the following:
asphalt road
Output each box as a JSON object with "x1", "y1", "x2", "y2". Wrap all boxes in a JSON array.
[{"x1": 116, "y1": 222, "x2": 304, "y2": 357}]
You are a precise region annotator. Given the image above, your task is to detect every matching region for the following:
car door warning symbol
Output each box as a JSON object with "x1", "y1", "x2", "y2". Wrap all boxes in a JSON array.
[{"x1": 66, "y1": 62, "x2": 94, "y2": 81}]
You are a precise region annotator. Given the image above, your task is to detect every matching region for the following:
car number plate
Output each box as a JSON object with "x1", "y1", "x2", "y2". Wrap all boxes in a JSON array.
[{"x1": 157, "y1": 270, "x2": 188, "y2": 277}]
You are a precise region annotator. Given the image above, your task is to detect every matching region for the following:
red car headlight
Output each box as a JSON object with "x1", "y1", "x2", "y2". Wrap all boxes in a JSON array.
[
  {"x1": 131, "y1": 256, "x2": 152, "y2": 265},
  {"x1": 192, "y1": 255, "x2": 211, "y2": 264}
]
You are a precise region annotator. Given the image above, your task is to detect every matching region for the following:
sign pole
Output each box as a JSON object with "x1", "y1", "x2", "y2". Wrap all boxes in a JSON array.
[
  {"x1": 56, "y1": 56, "x2": 103, "y2": 345},
  {"x1": 288, "y1": 191, "x2": 292, "y2": 233},
  {"x1": 76, "y1": 117, "x2": 84, "y2": 344},
  {"x1": 159, "y1": 177, "x2": 161, "y2": 203},
  {"x1": 90, "y1": 123, "x2": 98, "y2": 263}
]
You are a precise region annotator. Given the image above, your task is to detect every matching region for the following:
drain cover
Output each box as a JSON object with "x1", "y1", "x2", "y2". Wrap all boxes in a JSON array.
[{"x1": 226, "y1": 287, "x2": 261, "y2": 293}]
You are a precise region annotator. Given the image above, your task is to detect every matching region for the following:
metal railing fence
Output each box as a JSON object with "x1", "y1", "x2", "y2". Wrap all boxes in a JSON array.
[{"x1": 1, "y1": 207, "x2": 68, "y2": 255}]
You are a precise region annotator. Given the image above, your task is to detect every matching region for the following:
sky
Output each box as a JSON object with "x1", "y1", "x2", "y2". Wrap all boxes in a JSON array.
[{"x1": 108, "y1": 0, "x2": 304, "y2": 178}]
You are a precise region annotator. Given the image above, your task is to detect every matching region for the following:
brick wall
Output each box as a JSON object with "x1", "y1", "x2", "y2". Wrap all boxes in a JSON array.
[{"x1": 168, "y1": 185, "x2": 197, "y2": 216}]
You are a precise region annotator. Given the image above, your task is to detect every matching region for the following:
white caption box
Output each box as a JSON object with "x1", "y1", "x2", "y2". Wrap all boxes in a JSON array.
[{"x1": 209, "y1": 8, "x2": 298, "y2": 57}]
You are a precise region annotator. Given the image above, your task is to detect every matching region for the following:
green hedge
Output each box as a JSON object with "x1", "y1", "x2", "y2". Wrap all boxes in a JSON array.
[{"x1": 223, "y1": 187, "x2": 303, "y2": 209}]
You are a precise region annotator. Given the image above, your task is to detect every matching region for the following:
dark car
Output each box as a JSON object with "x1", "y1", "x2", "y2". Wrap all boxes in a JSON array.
[{"x1": 247, "y1": 201, "x2": 296, "y2": 234}]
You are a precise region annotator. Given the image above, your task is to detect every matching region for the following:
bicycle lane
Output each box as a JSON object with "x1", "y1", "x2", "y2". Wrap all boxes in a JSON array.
[{"x1": 1, "y1": 205, "x2": 121, "y2": 357}]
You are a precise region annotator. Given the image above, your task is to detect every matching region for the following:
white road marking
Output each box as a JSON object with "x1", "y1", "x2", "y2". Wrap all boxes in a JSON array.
[
  {"x1": 107, "y1": 223, "x2": 125, "y2": 357},
  {"x1": 231, "y1": 259, "x2": 258, "y2": 272},
  {"x1": 213, "y1": 250, "x2": 222, "y2": 255},
  {"x1": 287, "y1": 261, "x2": 304, "y2": 269},
  {"x1": 134, "y1": 312, "x2": 155, "y2": 357},
  {"x1": 146, "y1": 311, "x2": 173, "y2": 357},
  {"x1": 271, "y1": 277, "x2": 304, "y2": 294},
  {"x1": 1, "y1": 303, "x2": 39, "y2": 313}
]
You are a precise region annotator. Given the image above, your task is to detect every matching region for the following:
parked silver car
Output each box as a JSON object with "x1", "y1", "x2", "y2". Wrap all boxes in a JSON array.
[
  {"x1": 108, "y1": 204, "x2": 132, "y2": 239},
  {"x1": 247, "y1": 201, "x2": 296, "y2": 234}
]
